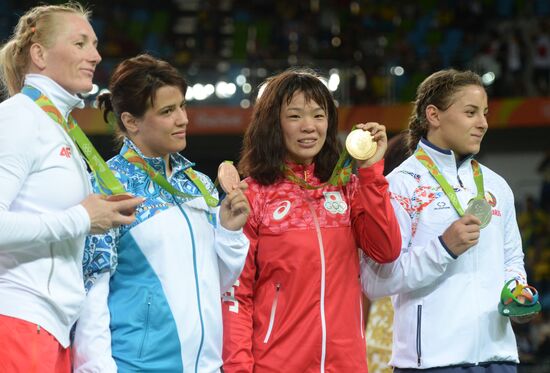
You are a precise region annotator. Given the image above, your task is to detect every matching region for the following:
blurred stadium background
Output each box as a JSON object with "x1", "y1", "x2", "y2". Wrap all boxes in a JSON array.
[{"x1": 2, "y1": 0, "x2": 549, "y2": 371}]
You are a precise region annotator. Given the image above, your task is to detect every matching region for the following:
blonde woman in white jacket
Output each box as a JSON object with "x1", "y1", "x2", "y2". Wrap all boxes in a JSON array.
[
  {"x1": 0, "y1": 3, "x2": 141, "y2": 371},
  {"x1": 362, "y1": 69, "x2": 534, "y2": 373}
]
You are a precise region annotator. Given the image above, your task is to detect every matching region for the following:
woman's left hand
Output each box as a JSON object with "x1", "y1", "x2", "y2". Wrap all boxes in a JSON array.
[
  {"x1": 219, "y1": 181, "x2": 250, "y2": 231},
  {"x1": 354, "y1": 122, "x2": 388, "y2": 168}
]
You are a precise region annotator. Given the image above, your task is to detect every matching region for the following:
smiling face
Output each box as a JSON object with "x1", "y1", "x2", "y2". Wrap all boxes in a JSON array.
[
  {"x1": 280, "y1": 91, "x2": 328, "y2": 165},
  {"x1": 38, "y1": 13, "x2": 101, "y2": 94},
  {"x1": 130, "y1": 85, "x2": 188, "y2": 160},
  {"x1": 427, "y1": 84, "x2": 489, "y2": 158}
]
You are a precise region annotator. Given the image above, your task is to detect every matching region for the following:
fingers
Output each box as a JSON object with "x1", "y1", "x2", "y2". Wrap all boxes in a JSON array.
[
  {"x1": 111, "y1": 212, "x2": 137, "y2": 227},
  {"x1": 112, "y1": 196, "x2": 145, "y2": 216},
  {"x1": 354, "y1": 122, "x2": 388, "y2": 168},
  {"x1": 461, "y1": 214, "x2": 482, "y2": 226},
  {"x1": 235, "y1": 181, "x2": 248, "y2": 192},
  {"x1": 442, "y1": 215, "x2": 482, "y2": 256},
  {"x1": 83, "y1": 194, "x2": 145, "y2": 234},
  {"x1": 355, "y1": 122, "x2": 387, "y2": 142},
  {"x1": 223, "y1": 188, "x2": 250, "y2": 215}
]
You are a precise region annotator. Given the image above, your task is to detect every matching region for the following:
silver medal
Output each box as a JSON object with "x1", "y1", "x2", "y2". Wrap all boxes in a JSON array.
[{"x1": 464, "y1": 198, "x2": 492, "y2": 229}]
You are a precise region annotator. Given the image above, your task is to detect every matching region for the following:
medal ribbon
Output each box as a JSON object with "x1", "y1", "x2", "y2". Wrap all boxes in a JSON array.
[
  {"x1": 22, "y1": 85, "x2": 125, "y2": 195},
  {"x1": 415, "y1": 147, "x2": 484, "y2": 216},
  {"x1": 121, "y1": 148, "x2": 219, "y2": 207},
  {"x1": 282, "y1": 147, "x2": 354, "y2": 190}
]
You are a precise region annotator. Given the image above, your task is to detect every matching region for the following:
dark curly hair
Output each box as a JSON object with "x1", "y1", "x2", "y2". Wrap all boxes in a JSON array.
[{"x1": 238, "y1": 67, "x2": 340, "y2": 185}]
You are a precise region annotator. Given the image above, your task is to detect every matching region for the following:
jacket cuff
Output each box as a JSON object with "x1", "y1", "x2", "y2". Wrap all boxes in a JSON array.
[
  {"x1": 438, "y1": 235, "x2": 457, "y2": 259},
  {"x1": 70, "y1": 204, "x2": 92, "y2": 236},
  {"x1": 357, "y1": 159, "x2": 385, "y2": 180}
]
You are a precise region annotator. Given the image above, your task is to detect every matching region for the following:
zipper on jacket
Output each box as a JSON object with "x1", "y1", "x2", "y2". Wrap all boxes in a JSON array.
[
  {"x1": 308, "y1": 202, "x2": 327, "y2": 373},
  {"x1": 263, "y1": 283, "x2": 281, "y2": 343},
  {"x1": 359, "y1": 294, "x2": 364, "y2": 339},
  {"x1": 175, "y1": 200, "x2": 205, "y2": 373},
  {"x1": 416, "y1": 304, "x2": 422, "y2": 367},
  {"x1": 473, "y1": 243, "x2": 480, "y2": 363},
  {"x1": 457, "y1": 174, "x2": 464, "y2": 188},
  {"x1": 47, "y1": 244, "x2": 55, "y2": 295},
  {"x1": 138, "y1": 294, "x2": 152, "y2": 359}
]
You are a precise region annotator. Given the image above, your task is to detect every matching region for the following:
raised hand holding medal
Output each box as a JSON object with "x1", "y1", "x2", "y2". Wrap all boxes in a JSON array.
[
  {"x1": 345, "y1": 122, "x2": 387, "y2": 167},
  {"x1": 216, "y1": 161, "x2": 251, "y2": 232}
]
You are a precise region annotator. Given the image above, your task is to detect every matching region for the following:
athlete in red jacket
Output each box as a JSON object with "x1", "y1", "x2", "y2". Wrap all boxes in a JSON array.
[{"x1": 222, "y1": 68, "x2": 401, "y2": 373}]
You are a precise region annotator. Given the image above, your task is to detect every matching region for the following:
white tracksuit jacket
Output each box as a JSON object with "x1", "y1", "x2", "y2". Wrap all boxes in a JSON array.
[
  {"x1": 0, "y1": 74, "x2": 91, "y2": 347},
  {"x1": 362, "y1": 138, "x2": 525, "y2": 369}
]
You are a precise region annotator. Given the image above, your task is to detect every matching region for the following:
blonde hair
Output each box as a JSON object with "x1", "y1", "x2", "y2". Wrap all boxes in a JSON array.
[{"x1": 0, "y1": 2, "x2": 90, "y2": 97}]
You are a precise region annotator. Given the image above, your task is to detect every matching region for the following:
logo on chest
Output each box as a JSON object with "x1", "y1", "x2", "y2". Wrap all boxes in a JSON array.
[
  {"x1": 59, "y1": 146, "x2": 72, "y2": 158},
  {"x1": 323, "y1": 192, "x2": 347, "y2": 214},
  {"x1": 273, "y1": 200, "x2": 292, "y2": 220}
]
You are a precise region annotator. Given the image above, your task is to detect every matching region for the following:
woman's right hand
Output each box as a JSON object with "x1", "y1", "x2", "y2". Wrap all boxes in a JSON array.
[
  {"x1": 81, "y1": 194, "x2": 144, "y2": 234},
  {"x1": 440, "y1": 214, "x2": 481, "y2": 256}
]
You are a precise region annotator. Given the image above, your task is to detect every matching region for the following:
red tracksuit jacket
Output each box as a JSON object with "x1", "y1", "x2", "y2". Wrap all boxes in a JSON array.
[{"x1": 222, "y1": 160, "x2": 401, "y2": 373}]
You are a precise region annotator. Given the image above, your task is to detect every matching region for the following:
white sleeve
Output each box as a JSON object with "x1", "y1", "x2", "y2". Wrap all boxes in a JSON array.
[
  {"x1": 502, "y1": 185, "x2": 527, "y2": 283},
  {"x1": 72, "y1": 272, "x2": 117, "y2": 373},
  {"x1": 0, "y1": 207, "x2": 90, "y2": 250},
  {"x1": 362, "y1": 192, "x2": 455, "y2": 299},
  {"x1": 215, "y1": 209, "x2": 249, "y2": 293},
  {"x1": 0, "y1": 107, "x2": 90, "y2": 250}
]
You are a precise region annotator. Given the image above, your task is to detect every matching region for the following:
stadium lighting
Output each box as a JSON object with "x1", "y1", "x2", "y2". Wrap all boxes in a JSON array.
[
  {"x1": 236, "y1": 74, "x2": 247, "y2": 86},
  {"x1": 328, "y1": 70, "x2": 340, "y2": 92},
  {"x1": 482, "y1": 72, "x2": 496, "y2": 86},
  {"x1": 390, "y1": 66, "x2": 405, "y2": 76},
  {"x1": 215, "y1": 81, "x2": 237, "y2": 98}
]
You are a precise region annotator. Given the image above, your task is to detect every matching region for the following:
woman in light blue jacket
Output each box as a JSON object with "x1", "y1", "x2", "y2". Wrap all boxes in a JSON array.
[{"x1": 73, "y1": 54, "x2": 250, "y2": 373}]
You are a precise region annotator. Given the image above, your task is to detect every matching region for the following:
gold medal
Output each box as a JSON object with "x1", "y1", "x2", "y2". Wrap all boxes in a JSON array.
[
  {"x1": 345, "y1": 129, "x2": 377, "y2": 160},
  {"x1": 217, "y1": 161, "x2": 241, "y2": 194},
  {"x1": 464, "y1": 198, "x2": 492, "y2": 229}
]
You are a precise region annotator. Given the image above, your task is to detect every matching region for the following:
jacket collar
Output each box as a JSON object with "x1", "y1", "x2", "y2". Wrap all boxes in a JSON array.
[
  {"x1": 24, "y1": 74, "x2": 84, "y2": 120},
  {"x1": 417, "y1": 138, "x2": 475, "y2": 173},
  {"x1": 120, "y1": 137, "x2": 194, "y2": 176}
]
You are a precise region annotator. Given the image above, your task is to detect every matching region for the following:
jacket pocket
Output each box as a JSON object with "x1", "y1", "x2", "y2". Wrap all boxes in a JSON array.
[
  {"x1": 416, "y1": 304, "x2": 422, "y2": 367},
  {"x1": 138, "y1": 293, "x2": 153, "y2": 359},
  {"x1": 263, "y1": 283, "x2": 281, "y2": 344}
]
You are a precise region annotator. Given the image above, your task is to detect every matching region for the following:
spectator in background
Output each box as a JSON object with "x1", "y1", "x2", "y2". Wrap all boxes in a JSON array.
[
  {"x1": 532, "y1": 22, "x2": 550, "y2": 96},
  {"x1": 0, "y1": 3, "x2": 140, "y2": 372}
]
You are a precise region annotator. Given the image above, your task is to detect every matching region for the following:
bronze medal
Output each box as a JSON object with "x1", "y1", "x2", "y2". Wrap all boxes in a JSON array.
[
  {"x1": 345, "y1": 129, "x2": 377, "y2": 160},
  {"x1": 464, "y1": 198, "x2": 492, "y2": 229},
  {"x1": 218, "y1": 161, "x2": 240, "y2": 194}
]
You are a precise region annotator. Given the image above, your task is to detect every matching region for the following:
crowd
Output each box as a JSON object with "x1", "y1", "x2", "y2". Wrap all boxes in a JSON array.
[{"x1": 2, "y1": 1, "x2": 550, "y2": 105}]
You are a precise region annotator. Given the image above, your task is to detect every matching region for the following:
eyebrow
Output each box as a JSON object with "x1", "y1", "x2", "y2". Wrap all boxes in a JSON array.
[
  {"x1": 285, "y1": 106, "x2": 324, "y2": 111},
  {"x1": 464, "y1": 104, "x2": 488, "y2": 112},
  {"x1": 157, "y1": 99, "x2": 185, "y2": 111},
  {"x1": 78, "y1": 33, "x2": 99, "y2": 46}
]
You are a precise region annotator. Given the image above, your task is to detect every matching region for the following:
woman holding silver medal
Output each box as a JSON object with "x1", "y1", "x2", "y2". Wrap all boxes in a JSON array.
[
  {"x1": 362, "y1": 69, "x2": 540, "y2": 373},
  {"x1": 221, "y1": 67, "x2": 401, "y2": 372},
  {"x1": 72, "y1": 54, "x2": 250, "y2": 372}
]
